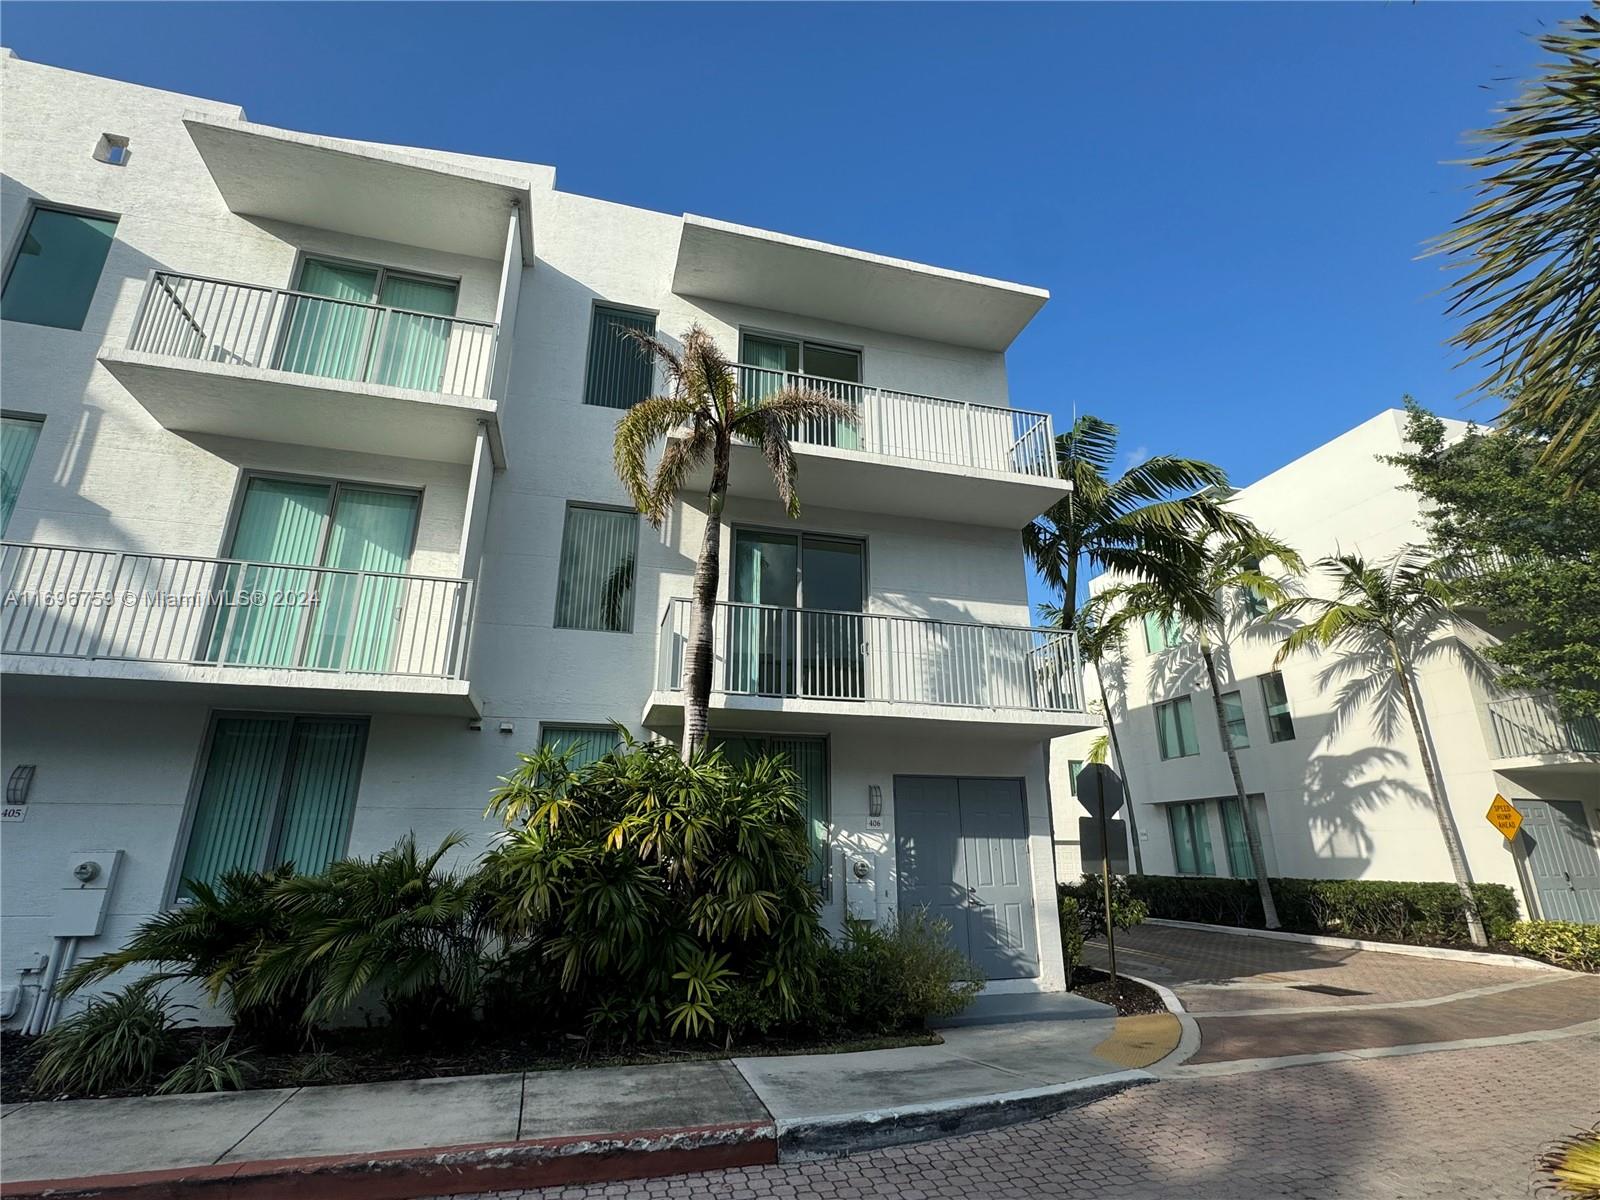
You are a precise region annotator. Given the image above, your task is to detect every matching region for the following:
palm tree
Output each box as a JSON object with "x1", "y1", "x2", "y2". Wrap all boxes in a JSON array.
[
  {"x1": 1432, "y1": 12, "x2": 1600, "y2": 488},
  {"x1": 613, "y1": 325, "x2": 853, "y2": 759},
  {"x1": 1024, "y1": 415, "x2": 1256, "y2": 632},
  {"x1": 1272, "y1": 550, "x2": 1488, "y2": 947},
  {"x1": 1120, "y1": 531, "x2": 1304, "y2": 930}
]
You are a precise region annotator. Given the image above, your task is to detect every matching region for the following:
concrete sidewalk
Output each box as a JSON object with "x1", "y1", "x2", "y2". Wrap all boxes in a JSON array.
[{"x1": 0, "y1": 993, "x2": 1152, "y2": 1198}]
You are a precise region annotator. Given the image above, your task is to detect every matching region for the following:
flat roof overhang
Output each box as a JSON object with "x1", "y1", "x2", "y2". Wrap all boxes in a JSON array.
[
  {"x1": 3, "y1": 656, "x2": 481, "y2": 718},
  {"x1": 672, "y1": 215, "x2": 1048, "y2": 352},
  {"x1": 642, "y1": 691, "x2": 1091, "y2": 739},
  {"x1": 100, "y1": 349, "x2": 503, "y2": 467},
  {"x1": 680, "y1": 438, "x2": 1070, "y2": 528},
  {"x1": 184, "y1": 115, "x2": 536, "y2": 265}
]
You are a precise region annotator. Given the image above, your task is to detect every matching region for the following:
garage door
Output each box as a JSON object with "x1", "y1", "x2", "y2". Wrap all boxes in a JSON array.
[{"x1": 894, "y1": 776, "x2": 1039, "y2": 979}]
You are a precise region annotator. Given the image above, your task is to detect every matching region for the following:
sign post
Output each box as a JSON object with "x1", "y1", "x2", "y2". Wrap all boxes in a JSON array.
[{"x1": 1076, "y1": 763, "x2": 1125, "y2": 995}]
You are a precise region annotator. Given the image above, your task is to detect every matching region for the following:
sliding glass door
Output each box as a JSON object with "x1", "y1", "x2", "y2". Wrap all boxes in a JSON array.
[
  {"x1": 741, "y1": 333, "x2": 862, "y2": 449},
  {"x1": 729, "y1": 530, "x2": 864, "y2": 699}
]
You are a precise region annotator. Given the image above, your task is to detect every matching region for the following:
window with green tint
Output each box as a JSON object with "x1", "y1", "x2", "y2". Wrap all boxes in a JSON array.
[
  {"x1": 1239, "y1": 556, "x2": 1270, "y2": 618},
  {"x1": 1222, "y1": 796, "x2": 1263, "y2": 879},
  {"x1": 1155, "y1": 696, "x2": 1200, "y2": 759},
  {"x1": 555, "y1": 504, "x2": 638, "y2": 631},
  {"x1": 540, "y1": 725, "x2": 621, "y2": 769},
  {"x1": 1167, "y1": 801, "x2": 1215, "y2": 876},
  {"x1": 176, "y1": 714, "x2": 368, "y2": 897},
  {"x1": 1221, "y1": 691, "x2": 1250, "y2": 749},
  {"x1": 1260, "y1": 671, "x2": 1296, "y2": 742},
  {"x1": 711, "y1": 732, "x2": 830, "y2": 890},
  {"x1": 1143, "y1": 610, "x2": 1183, "y2": 653},
  {"x1": 1067, "y1": 759, "x2": 1085, "y2": 795},
  {"x1": 1, "y1": 415, "x2": 43, "y2": 534},
  {"x1": 2, "y1": 207, "x2": 118, "y2": 330},
  {"x1": 583, "y1": 304, "x2": 656, "y2": 409}
]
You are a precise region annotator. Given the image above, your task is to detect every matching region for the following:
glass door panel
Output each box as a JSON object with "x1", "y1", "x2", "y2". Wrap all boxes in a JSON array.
[
  {"x1": 371, "y1": 274, "x2": 457, "y2": 391},
  {"x1": 800, "y1": 537, "x2": 864, "y2": 699},
  {"x1": 209, "y1": 479, "x2": 331, "y2": 667},
  {"x1": 177, "y1": 717, "x2": 291, "y2": 898},
  {"x1": 731, "y1": 530, "x2": 798, "y2": 694},
  {"x1": 799, "y1": 344, "x2": 861, "y2": 449},
  {"x1": 277, "y1": 259, "x2": 380, "y2": 382},
  {"x1": 741, "y1": 334, "x2": 799, "y2": 409},
  {"x1": 307, "y1": 488, "x2": 419, "y2": 672},
  {"x1": 270, "y1": 717, "x2": 367, "y2": 874}
]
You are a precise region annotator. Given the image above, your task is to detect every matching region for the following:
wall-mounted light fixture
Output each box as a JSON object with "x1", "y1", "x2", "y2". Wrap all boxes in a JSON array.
[
  {"x1": 867, "y1": 784, "x2": 883, "y2": 818},
  {"x1": 7, "y1": 765, "x2": 36, "y2": 807}
]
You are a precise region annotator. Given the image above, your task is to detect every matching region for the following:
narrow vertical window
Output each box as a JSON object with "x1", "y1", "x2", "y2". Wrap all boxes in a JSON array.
[
  {"x1": 2, "y1": 207, "x2": 118, "y2": 330},
  {"x1": 1143, "y1": 610, "x2": 1183, "y2": 653},
  {"x1": 1155, "y1": 697, "x2": 1200, "y2": 759},
  {"x1": 1067, "y1": 759, "x2": 1085, "y2": 796},
  {"x1": 555, "y1": 504, "x2": 638, "y2": 632},
  {"x1": 1260, "y1": 671, "x2": 1296, "y2": 742},
  {"x1": 1222, "y1": 796, "x2": 1261, "y2": 879},
  {"x1": 583, "y1": 304, "x2": 656, "y2": 409},
  {"x1": 1167, "y1": 801, "x2": 1215, "y2": 876},
  {"x1": 1, "y1": 415, "x2": 44, "y2": 534},
  {"x1": 1221, "y1": 690, "x2": 1250, "y2": 749}
]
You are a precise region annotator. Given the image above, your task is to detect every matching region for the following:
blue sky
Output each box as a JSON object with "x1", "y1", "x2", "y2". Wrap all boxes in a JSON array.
[{"x1": 2, "y1": 1, "x2": 1580, "y2": 593}]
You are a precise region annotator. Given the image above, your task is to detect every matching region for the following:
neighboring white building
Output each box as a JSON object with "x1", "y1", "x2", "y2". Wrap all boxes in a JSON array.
[
  {"x1": 0, "y1": 52, "x2": 1093, "y2": 1028},
  {"x1": 1051, "y1": 410, "x2": 1600, "y2": 923}
]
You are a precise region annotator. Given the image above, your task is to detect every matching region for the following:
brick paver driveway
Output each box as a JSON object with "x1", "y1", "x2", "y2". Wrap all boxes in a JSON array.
[{"x1": 450, "y1": 1035, "x2": 1598, "y2": 1199}]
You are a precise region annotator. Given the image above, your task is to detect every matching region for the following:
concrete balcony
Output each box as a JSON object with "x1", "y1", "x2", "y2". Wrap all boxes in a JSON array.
[
  {"x1": 1, "y1": 542, "x2": 477, "y2": 715},
  {"x1": 644, "y1": 598, "x2": 1090, "y2": 736},
  {"x1": 100, "y1": 272, "x2": 502, "y2": 466},
  {"x1": 1486, "y1": 693, "x2": 1600, "y2": 771},
  {"x1": 681, "y1": 365, "x2": 1069, "y2": 527}
]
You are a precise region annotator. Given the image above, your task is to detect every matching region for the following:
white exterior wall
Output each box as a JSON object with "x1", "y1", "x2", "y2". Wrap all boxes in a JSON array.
[
  {"x1": 1051, "y1": 409, "x2": 1599, "y2": 917},
  {"x1": 1, "y1": 54, "x2": 1071, "y2": 1022}
]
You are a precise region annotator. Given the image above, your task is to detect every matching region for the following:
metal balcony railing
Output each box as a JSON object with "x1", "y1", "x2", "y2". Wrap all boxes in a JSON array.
[
  {"x1": 126, "y1": 272, "x2": 498, "y2": 399},
  {"x1": 1487, "y1": 694, "x2": 1600, "y2": 759},
  {"x1": 734, "y1": 365, "x2": 1056, "y2": 478},
  {"x1": 2, "y1": 543, "x2": 473, "y2": 680},
  {"x1": 655, "y1": 598, "x2": 1082, "y2": 713}
]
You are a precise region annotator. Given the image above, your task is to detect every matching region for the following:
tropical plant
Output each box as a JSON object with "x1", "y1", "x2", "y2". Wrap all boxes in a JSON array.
[
  {"x1": 156, "y1": 1037, "x2": 253, "y2": 1095},
  {"x1": 612, "y1": 325, "x2": 854, "y2": 758},
  {"x1": 1117, "y1": 531, "x2": 1304, "y2": 929},
  {"x1": 58, "y1": 865, "x2": 304, "y2": 1048},
  {"x1": 819, "y1": 911, "x2": 983, "y2": 1034},
  {"x1": 29, "y1": 978, "x2": 182, "y2": 1096},
  {"x1": 480, "y1": 735, "x2": 827, "y2": 1043},
  {"x1": 1508, "y1": 920, "x2": 1600, "y2": 973},
  {"x1": 1536, "y1": 1124, "x2": 1600, "y2": 1199},
  {"x1": 1431, "y1": 12, "x2": 1600, "y2": 488},
  {"x1": 1023, "y1": 414, "x2": 1256, "y2": 631},
  {"x1": 1273, "y1": 550, "x2": 1488, "y2": 946},
  {"x1": 246, "y1": 833, "x2": 490, "y2": 1041}
]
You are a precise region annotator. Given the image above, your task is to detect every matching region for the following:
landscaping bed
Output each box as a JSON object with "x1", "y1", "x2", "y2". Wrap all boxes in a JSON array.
[{"x1": 1067, "y1": 967, "x2": 1167, "y2": 1017}]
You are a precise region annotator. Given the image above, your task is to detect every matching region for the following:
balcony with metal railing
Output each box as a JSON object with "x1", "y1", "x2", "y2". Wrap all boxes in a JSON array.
[
  {"x1": 644, "y1": 597, "x2": 1088, "y2": 734},
  {"x1": 679, "y1": 365, "x2": 1070, "y2": 528},
  {"x1": 1486, "y1": 693, "x2": 1600, "y2": 766},
  {"x1": 1, "y1": 542, "x2": 478, "y2": 715},
  {"x1": 99, "y1": 272, "x2": 501, "y2": 467}
]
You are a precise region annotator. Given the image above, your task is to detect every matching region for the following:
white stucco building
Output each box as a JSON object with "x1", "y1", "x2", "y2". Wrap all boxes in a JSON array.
[
  {"x1": 1050, "y1": 410, "x2": 1600, "y2": 924},
  {"x1": 0, "y1": 53, "x2": 1092, "y2": 1028}
]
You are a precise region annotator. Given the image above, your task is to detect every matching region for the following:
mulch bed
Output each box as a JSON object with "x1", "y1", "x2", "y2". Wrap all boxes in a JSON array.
[
  {"x1": 0, "y1": 1025, "x2": 938, "y2": 1105},
  {"x1": 1067, "y1": 967, "x2": 1168, "y2": 1017}
]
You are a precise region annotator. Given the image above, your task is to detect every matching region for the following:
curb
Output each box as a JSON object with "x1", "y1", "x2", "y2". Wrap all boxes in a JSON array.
[
  {"x1": 1143, "y1": 918, "x2": 1571, "y2": 973},
  {"x1": 774, "y1": 1070, "x2": 1153, "y2": 1161},
  {"x1": 1118, "y1": 972, "x2": 1202, "y2": 1074},
  {"x1": 1, "y1": 1119, "x2": 776, "y2": 1200}
]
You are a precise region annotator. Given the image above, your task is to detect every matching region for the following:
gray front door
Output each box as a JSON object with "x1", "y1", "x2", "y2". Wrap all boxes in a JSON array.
[
  {"x1": 894, "y1": 776, "x2": 1039, "y2": 979},
  {"x1": 1520, "y1": 800, "x2": 1600, "y2": 924}
]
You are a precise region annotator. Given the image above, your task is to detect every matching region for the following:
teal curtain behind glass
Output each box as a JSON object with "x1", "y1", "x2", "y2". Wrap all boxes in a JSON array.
[
  {"x1": 177, "y1": 717, "x2": 291, "y2": 897},
  {"x1": 272, "y1": 718, "x2": 366, "y2": 874},
  {"x1": 309, "y1": 489, "x2": 418, "y2": 672},
  {"x1": 211, "y1": 479, "x2": 330, "y2": 667},
  {"x1": 741, "y1": 335, "x2": 795, "y2": 408},
  {"x1": 540, "y1": 726, "x2": 619, "y2": 769},
  {"x1": 1222, "y1": 798, "x2": 1254, "y2": 879},
  {"x1": 0, "y1": 416, "x2": 43, "y2": 534},
  {"x1": 278, "y1": 260, "x2": 379, "y2": 381},
  {"x1": 1, "y1": 209, "x2": 117, "y2": 330},
  {"x1": 554, "y1": 506, "x2": 637, "y2": 631},
  {"x1": 372, "y1": 275, "x2": 457, "y2": 391}
]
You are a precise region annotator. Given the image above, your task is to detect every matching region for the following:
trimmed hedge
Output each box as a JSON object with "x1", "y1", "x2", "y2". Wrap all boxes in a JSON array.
[
  {"x1": 1124, "y1": 874, "x2": 1520, "y2": 948},
  {"x1": 1507, "y1": 921, "x2": 1600, "y2": 972}
]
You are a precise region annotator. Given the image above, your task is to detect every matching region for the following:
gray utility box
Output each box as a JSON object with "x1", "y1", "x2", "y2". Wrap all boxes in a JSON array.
[{"x1": 54, "y1": 850, "x2": 124, "y2": 938}]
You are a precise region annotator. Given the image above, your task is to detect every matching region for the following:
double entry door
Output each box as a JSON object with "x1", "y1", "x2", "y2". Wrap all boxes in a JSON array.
[
  {"x1": 208, "y1": 477, "x2": 420, "y2": 673},
  {"x1": 895, "y1": 776, "x2": 1039, "y2": 980},
  {"x1": 276, "y1": 258, "x2": 459, "y2": 391},
  {"x1": 729, "y1": 529, "x2": 864, "y2": 699},
  {"x1": 741, "y1": 333, "x2": 862, "y2": 450},
  {"x1": 1520, "y1": 800, "x2": 1600, "y2": 923}
]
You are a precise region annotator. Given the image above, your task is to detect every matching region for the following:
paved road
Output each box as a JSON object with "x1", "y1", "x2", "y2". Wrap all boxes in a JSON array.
[{"x1": 448, "y1": 1035, "x2": 1597, "y2": 1199}]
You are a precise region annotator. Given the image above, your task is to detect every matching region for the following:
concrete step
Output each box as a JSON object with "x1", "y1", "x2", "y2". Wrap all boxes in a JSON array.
[{"x1": 931, "y1": 990, "x2": 1114, "y2": 1029}]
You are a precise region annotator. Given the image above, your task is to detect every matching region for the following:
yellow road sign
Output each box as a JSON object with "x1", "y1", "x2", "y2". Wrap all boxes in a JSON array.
[{"x1": 1486, "y1": 794, "x2": 1523, "y2": 840}]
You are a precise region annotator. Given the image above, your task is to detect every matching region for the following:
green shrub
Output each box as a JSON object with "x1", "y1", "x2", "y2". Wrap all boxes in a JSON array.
[
  {"x1": 1124, "y1": 874, "x2": 1520, "y2": 947},
  {"x1": 30, "y1": 979, "x2": 182, "y2": 1096},
  {"x1": 156, "y1": 1037, "x2": 253, "y2": 1095},
  {"x1": 1059, "y1": 875, "x2": 1149, "y2": 940},
  {"x1": 1058, "y1": 895, "x2": 1085, "y2": 988},
  {"x1": 478, "y1": 736, "x2": 827, "y2": 1043},
  {"x1": 818, "y1": 911, "x2": 983, "y2": 1035},
  {"x1": 1508, "y1": 921, "x2": 1600, "y2": 972},
  {"x1": 58, "y1": 865, "x2": 306, "y2": 1049}
]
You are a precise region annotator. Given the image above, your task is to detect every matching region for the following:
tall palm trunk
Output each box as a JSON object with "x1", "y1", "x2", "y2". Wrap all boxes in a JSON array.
[
  {"x1": 1095, "y1": 664, "x2": 1143, "y2": 874},
  {"x1": 681, "y1": 440, "x2": 730, "y2": 761},
  {"x1": 1389, "y1": 639, "x2": 1487, "y2": 947},
  {"x1": 1199, "y1": 641, "x2": 1280, "y2": 929}
]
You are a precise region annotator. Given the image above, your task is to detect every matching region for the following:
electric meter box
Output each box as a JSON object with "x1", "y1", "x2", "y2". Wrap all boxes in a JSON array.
[{"x1": 53, "y1": 850, "x2": 124, "y2": 938}]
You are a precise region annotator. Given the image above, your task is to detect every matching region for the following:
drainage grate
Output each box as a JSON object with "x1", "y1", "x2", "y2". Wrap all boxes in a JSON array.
[{"x1": 1291, "y1": 984, "x2": 1370, "y2": 997}]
